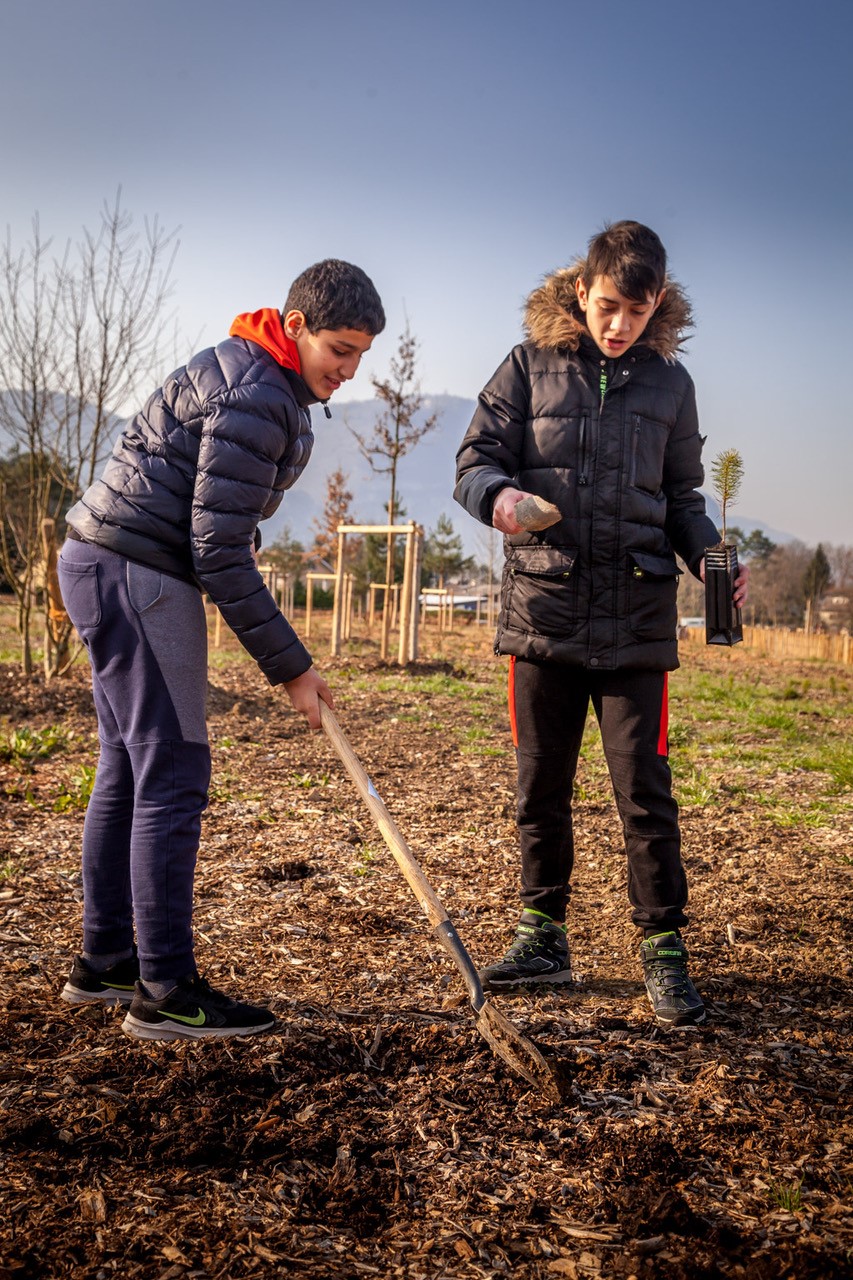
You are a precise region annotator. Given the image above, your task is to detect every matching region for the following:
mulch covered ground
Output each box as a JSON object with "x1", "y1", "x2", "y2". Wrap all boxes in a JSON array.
[{"x1": 0, "y1": 639, "x2": 851, "y2": 1279}]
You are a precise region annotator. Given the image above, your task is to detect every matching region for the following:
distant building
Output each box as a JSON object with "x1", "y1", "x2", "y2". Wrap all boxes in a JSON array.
[{"x1": 818, "y1": 589, "x2": 853, "y2": 632}]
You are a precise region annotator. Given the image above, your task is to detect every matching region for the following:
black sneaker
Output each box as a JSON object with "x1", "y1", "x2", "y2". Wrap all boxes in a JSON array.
[
  {"x1": 480, "y1": 911, "x2": 572, "y2": 991},
  {"x1": 61, "y1": 953, "x2": 140, "y2": 1006},
  {"x1": 121, "y1": 973, "x2": 276, "y2": 1041},
  {"x1": 641, "y1": 933, "x2": 706, "y2": 1026}
]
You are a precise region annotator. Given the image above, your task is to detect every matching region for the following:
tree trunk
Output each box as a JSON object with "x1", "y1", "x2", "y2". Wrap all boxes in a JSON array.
[
  {"x1": 41, "y1": 518, "x2": 71, "y2": 678},
  {"x1": 380, "y1": 471, "x2": 397, "y2": 662}
]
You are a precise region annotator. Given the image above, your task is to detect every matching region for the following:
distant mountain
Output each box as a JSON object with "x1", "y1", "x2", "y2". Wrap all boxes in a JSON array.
[
  {"x1": 0, "y1": 390, "x2": 123, "y2": 460},
  {"x1": 265, "y1": 394, "x2": 481, "y2": 554},
  {"x1": 1, "y1": 388, "x2": 794, "y2": 561},
  {"x1": 698, "y1": 492, "x2": 794, "y2": 547},
  {"x1": 266, "y1": 395, "x2": 795, "y2": 561}
]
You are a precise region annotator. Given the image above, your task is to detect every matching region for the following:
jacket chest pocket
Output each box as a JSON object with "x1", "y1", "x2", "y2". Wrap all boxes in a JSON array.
[
  {"x1": 629, "y1": 415, "x2": 669, "y2": 496},
  {"x1": 628, "y1": 550, "x2": 681, "y2": 641},
  {"x1": 504, "y1": 545, "x2": 581, "y2": 637}
]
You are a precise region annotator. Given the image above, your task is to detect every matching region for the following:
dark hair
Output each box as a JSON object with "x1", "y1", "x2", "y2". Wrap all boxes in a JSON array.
[
  {"x1": 584, "y1": 221, "x2": 667, "y2": 301},
  {"x1": 283, "y1": 259, "x2": 386, "y2": 335}
]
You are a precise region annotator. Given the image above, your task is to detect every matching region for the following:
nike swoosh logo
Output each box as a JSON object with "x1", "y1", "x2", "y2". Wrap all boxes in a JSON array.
[{"x1": 160, "y1": 1008, "x2": 206, "y2": 1026}]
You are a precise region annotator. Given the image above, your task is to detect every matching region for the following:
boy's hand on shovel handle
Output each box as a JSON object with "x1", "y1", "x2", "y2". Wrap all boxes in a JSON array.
[{"x1": 283, "y1": 667, "x2": 334, "y2": 730}]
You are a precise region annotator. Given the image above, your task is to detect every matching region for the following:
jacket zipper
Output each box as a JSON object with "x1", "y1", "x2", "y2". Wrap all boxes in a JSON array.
[
  {"x1": 578, "y1": 416, "x2": 589, "y2": 485},
  {"x1": 631, "y1": 412, "x2": 641, "y2": 485},
  {"x1": 580, "y1": 365, "x2": 608, "y2": 487}
]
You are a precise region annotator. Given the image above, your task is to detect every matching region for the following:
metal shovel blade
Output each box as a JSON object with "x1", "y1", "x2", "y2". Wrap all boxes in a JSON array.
[{"x1": 475, "y1": 998, "x2": 562, "y2": 1097}]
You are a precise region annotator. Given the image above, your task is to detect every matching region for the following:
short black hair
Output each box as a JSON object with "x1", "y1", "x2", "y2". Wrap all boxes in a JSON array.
[
  {"x1": 283, "y1": 259, "x2": 386, "y2": 335},
  {"x1": 584, "y1": 221, "x2": 667, "y2": 301}
]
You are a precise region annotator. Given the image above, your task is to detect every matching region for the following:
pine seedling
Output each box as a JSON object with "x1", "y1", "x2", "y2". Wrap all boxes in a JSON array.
[{"x1": 711, "y1": 448, "x2": 744, "y2": 545}]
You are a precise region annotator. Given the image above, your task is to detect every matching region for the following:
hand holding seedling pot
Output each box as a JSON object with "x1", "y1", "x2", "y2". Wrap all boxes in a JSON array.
[{"x1": 705, "y1": 448, "x2": 744, "y2": 646}]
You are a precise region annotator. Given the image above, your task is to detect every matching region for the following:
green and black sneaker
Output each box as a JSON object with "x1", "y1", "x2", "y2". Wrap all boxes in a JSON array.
[
  {"x1": 122, "y1": 973, "x2": 276, "y2": 1042},
  {"x1": 641, "y1": 932, "x2": 705, "y2": 1026},
  {"x1": 480, "y1": 910, "x2": 572, "y2": 992},
  {"x1": 61, "y1": 953, "x2": 140, "y2": 1006}
]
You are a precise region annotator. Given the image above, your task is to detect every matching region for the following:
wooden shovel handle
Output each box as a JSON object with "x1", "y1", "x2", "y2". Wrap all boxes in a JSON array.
[
  {"x1": 319, "y1": 706, "x2": 560, "y2": 1092},
  {"x1": 319, "y1": 702, "x2": 450, "y2": 930}
]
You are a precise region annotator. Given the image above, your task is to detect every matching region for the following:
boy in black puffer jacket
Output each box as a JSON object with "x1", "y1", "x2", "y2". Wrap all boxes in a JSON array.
[
  {"x1": 455, "y1": 222, "x2": 747, "y2": 1025},
  {"x1": 58, "y1": 259, "x2": 385, "y2": 1041}
]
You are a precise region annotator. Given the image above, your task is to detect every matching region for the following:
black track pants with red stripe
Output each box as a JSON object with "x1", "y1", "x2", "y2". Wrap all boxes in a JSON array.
[{"x1": 509, "y1": 657, "x2": 688, "y2": 932}]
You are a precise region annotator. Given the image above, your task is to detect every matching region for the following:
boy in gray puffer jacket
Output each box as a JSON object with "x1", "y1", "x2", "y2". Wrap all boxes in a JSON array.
[
  {"x1": 58, "y1": 259, "x2": 384, "y2": 1041},
  {"x1": 455, "y1": 222, "x2": 747, "y2": 1025}
]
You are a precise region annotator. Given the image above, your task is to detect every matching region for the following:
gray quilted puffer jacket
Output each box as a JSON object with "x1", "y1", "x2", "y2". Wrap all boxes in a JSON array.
[{"x1": 66, "y1": 335, "x2": 315, "y2": 684}]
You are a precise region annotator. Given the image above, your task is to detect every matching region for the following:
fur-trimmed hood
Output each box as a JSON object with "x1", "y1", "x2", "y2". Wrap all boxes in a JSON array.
[{"x1": 524, "y1": 260, "x2": 693, "y2": 360}]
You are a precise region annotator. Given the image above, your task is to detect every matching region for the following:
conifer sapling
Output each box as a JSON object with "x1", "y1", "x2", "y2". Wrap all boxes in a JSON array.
[
  {"x1": 705, "y1": 447, "x2": 744, "y2": 646},
  {"x1": 710, "y1": 448, "x2": 744, "y2": 546}
]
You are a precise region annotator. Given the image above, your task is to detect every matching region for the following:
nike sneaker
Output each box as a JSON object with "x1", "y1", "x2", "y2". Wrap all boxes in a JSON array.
[
  {"x1": 122, "y1": 973, "x2": 276, "y2": 1041},
  {"x1": 61, "y1": 953, "x2": 140, "y2": 1006}
]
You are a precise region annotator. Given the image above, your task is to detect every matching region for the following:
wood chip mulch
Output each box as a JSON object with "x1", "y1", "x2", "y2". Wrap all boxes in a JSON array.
[{"x1": 0, "y1": 644, "x2": 851, "y2": 1279}]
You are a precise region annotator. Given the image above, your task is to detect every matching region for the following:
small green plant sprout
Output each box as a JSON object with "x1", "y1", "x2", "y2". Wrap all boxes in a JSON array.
[
  {"x1": 711, "y1": 448, "x2": 744, "y2": 546},
  {"x1": 54, "y1": 765, "x2": 96, "y2": 813},
  {"x1": 291, "y1": 770, "x2": 331, "y2": 790},
  {"x1": 1, "y1": 725, "x2": 67, "y2": 765},
  {"x1": 768, "y1": 1177, "x2": 804, "y2": 1213},
  {"x1": 354, "y1": 843, "x2": 377, "y2": 877}
]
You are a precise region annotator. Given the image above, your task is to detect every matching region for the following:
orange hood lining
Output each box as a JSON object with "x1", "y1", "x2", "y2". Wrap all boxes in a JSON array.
[{"x1": 229, "y1": 308, "x2": 301, "y2": 374}]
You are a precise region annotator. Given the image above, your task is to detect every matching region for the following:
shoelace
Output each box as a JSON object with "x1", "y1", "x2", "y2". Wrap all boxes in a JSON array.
[
  {"x1": 507, "y1": 935, "x2": 562, "y2": 962},
  {"x1": 508, "y1": 941, "x2": 541, "y2": 960},
  {"x1": 185, "y1": 975, "x2": 217, "y2": 1000},
  {"x1": 648, "y1": 957, "x2": 689, "y2": 995}
]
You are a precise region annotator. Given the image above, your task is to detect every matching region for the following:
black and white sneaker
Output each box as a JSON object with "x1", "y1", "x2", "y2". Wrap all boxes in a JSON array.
[
  {"x1": 122, "y1": 973, "x2": 276, "y2": 1041},
  {"x1": 641, "y1": 933, "x2": 706, "y2": 1025},
  {"x1": 480, "y1": 911, "x2": 572, "y2": 991},
  {"x1": 61, "y1": 953, "x2": 140, "y2": 1006}
]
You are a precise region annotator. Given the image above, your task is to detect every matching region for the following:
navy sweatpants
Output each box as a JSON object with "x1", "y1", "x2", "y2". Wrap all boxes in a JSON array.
[
  {"x1": 508, "y1": 657, "x2": 688, "y2": 932},
  {"x1": 58, "y1": 539, "x2": 211, "y2": 982}
]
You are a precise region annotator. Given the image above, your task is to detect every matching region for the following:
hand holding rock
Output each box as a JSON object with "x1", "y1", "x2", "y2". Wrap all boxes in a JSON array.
[{"x1": 513, "y1": 495, "x2": 562, "y2": 532}]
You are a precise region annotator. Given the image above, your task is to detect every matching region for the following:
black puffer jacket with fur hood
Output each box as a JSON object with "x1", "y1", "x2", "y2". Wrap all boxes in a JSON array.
[
  {"x1": 454, "y1": 262, "x2": 719, "y2": 671},
  {"x1": 66, "y1": 336, "x2": 316, "y2": 685}
]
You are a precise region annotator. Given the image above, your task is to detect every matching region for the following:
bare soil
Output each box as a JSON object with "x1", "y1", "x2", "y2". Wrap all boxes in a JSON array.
[{"x1": 1, "y1": 635, "x2": 851, "y2": 1279}]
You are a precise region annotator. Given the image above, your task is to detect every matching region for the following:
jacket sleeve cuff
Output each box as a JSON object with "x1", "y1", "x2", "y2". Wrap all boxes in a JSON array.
[
  {"x1": 261, "y1": 644, "x2": 313, "y2": 687},
  {"x1": 454, "y1": 471, "x2": 514, "y2": 526}
]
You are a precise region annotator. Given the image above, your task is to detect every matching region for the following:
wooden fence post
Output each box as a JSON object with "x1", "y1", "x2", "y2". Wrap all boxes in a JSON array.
[
  {"x1": 330, "y1": 531, "x2": 346, "y2": 658},
  {"x1": 410, "y1": 525, "x2": 423, "y2": 662}
]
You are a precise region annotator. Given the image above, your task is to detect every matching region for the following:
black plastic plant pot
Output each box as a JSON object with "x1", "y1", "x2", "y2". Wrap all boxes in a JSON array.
[{"x1": 704, "y1": 544, "x2": 743, "y2": 646}]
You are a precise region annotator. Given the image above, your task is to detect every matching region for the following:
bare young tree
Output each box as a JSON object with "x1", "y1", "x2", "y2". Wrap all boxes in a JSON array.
[
  {"x1": 348, "y1": 323, "x2": 438, "y2": 657},
  {"x1": 825, "y1": 543, "x2": 853, "y2": 590},
  {"x1": 475, "y1": 524, "x2": 500, "y2": 627},
  {"x1": 308, "y1": 468, "x2": 359, "y2": 570},
  {"x1": 0, "y1": 192, "x2": 179, "y2": 675},
  {"x1": 746, "y1": 541, "x2": 812, "y2": 627},
  {"x1": 803, "y1": 543, "x2": 832, "y2": 631},
  {"x1": 0, "y1": 219, "x2": 67, "y2": 673}
]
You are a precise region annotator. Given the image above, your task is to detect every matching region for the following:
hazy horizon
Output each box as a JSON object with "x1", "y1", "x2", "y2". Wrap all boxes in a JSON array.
[{"x1": 2, "y1": 0, "x2": 851, "y2": 545}]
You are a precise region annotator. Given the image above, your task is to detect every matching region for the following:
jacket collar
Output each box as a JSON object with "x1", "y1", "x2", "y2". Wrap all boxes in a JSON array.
[
  {"x1": 229, "y1": 307, "x2": 321, "y2": 408},
  {"x1": 524, "y1": 260, "x2": 693, "y2": 362},
  {"x1": 281, "y1": 367, "x2": 319, "y2": 409},
  {"x1": 230, "y1": 308, "x2": 301, "y2": 372}
]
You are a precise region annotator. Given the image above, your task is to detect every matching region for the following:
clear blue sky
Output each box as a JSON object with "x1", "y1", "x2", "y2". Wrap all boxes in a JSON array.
[{"x1": 2, "y1": 0, "x2": 851, "y2": 544}]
